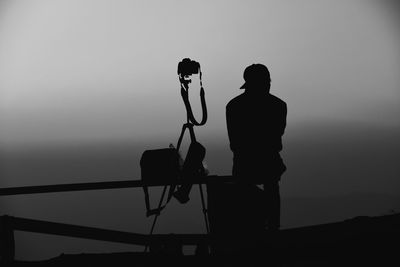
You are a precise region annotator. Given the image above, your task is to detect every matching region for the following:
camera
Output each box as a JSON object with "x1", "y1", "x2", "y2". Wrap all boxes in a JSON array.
[{"x1": 177, "y1": 58, "x2": 200, "y2": 77}]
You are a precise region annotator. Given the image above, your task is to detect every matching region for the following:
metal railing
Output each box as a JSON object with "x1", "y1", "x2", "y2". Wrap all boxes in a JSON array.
[{"x1": 0, "y1": 175, "x2": 233, "y2": 262}]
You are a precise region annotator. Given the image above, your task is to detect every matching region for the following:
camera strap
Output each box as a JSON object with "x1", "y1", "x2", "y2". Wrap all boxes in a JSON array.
[{"x1": 180, "y1": 70, "x2": 208, "y2": 126}]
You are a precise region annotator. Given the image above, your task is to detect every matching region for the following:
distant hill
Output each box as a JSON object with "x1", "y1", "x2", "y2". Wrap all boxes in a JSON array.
[{"x1": 281, "y1": 193, "x2": 400, "y2": 228}]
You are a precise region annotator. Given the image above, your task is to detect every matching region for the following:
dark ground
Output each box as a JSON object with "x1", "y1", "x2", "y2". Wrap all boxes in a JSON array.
[{"x1": 4, "y1": 213, "x2": 399, "y2": 267}]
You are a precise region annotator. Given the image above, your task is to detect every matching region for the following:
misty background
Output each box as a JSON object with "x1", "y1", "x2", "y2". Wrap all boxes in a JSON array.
[{"x1": 1, "y1": 0, "x2": 399, "y2": 260}]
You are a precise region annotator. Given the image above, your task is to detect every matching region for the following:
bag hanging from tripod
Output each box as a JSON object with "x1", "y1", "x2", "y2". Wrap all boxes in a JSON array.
[
  {"x1": 140, "y1": 128, "x2": 207, "y2": 216},
  {"x1": 171, "y1": 124, "x2": 207, "y2": 204},
  {"x1": 140, "y1": 146, "x2": 182, "y2": 217},
  {"x1": 140, "y1": 147, "x2": 181, "y2": 184}
]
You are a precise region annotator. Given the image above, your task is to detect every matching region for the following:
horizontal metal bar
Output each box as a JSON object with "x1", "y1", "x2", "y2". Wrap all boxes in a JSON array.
[
  {"x1": 3, "y1": 213, "x2": 399, "y2": 249},
  {"x1": 7, "y1": 216, "x2": 209, "y2": 246},
  {"x1": 0, "y1": 175, "x2": 233, "y2": 196}
]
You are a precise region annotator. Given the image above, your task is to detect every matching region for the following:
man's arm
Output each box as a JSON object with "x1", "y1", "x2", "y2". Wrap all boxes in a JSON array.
[
  {"x1": 279, "y1": 102, "x2": 287, "y2": 137},
  {"x1": 226, "y1": 104, "x2": 237, "y2": 152}
]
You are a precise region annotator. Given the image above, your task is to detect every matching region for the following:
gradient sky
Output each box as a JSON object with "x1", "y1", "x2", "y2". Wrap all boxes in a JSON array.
[
  {"x1": 0, "y1": 0, "x2": 399, "y2": 260},
  {"x1": 1, "y1": 0, "x2": 399, "y2": 146}
]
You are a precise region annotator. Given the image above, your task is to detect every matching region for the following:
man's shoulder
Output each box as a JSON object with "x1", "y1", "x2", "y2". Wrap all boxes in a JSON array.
[
  {"x1": 268, "y1": 94, "x2": 286, "y2": 106},
  {"x1": 269, "y1": 94, "x2": 287, "y2": 109},
  {"x1": 226, "y1": 92, "x2": 287, "y2": 111},
  {"x1": 226, "y1": 93, "x2": 246, "y2": 110}
]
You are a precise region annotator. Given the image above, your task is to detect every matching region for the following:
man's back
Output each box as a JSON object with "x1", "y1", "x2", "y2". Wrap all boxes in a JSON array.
[
  {"x1": 226, "y1": 90, "x2": 286, "y2": 153},
  {"x1": 226, "y1": 90, "x2": 287, "y2": 180}
]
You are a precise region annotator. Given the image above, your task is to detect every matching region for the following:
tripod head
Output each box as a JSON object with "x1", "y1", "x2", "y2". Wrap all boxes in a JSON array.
[{"x1": 178, "y1": 58, "x2": 200, "y2": 88}]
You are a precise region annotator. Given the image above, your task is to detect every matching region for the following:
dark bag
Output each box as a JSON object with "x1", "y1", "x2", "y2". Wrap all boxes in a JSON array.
[
  {"x1": 140, "y1": 147, "x2": 182, "y2": 216},
  {"x1": 172, "y1": 141, "x2": 206, "y2": 204},
  {"x1": 140, "y1": 147, "x2": 181, "y2": 184},
  {"x1": 182, "y1": 141, "x2": 206, "y2": 177}
]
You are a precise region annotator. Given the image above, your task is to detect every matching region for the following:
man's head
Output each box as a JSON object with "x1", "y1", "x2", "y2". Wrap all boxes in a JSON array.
[{"x1": 240, "y1": 63, "x2": 271, "y2": 92}]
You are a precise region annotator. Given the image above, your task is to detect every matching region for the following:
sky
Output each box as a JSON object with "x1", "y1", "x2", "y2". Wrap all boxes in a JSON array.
[{"x1": 0, "y1": 0, "x2": 399, "y2": 260}]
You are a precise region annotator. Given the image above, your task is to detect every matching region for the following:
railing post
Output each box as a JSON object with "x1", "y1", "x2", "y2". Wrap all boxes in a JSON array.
[{"x1": 0, "y1": 215, "x2": 15, "y2": 263}]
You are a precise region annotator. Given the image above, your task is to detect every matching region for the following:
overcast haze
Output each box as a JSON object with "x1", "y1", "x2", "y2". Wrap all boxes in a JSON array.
[{"x1": 0, "y1": 0, "x2": 399, "y2": 260}]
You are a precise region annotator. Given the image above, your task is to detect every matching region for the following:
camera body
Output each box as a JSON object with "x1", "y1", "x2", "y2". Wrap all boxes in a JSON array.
[{"x1": 177, "y1": 58, "x2": 200, "y2": 77}]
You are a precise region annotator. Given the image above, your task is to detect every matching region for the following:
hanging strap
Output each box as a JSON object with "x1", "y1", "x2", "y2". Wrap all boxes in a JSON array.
[
  {"x1": 176, "y1": 123, "x2": 196, "y2": 151},
  {"x1": 180, "y1": 70, "x2": 207, "y2": 126}
]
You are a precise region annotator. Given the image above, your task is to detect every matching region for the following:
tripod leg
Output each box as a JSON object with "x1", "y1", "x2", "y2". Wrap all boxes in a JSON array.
[
  {"x1": 198, "y1": 183, "x2": 210, "y2": 255},
  {"x1": 144, "y1": 185, "x2": 168, "y2": 252},
  {"x1": 198, "y1": 183, "x2": 209, "y2": 234}
]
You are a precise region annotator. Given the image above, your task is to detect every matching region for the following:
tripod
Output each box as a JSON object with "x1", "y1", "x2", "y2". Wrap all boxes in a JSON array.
[
  {"x1": 144, "y1": 123, "x2": 210, "y2": 252},
  {"x1": 144, "y1": 58, "x2": 209, "y2": 252}
]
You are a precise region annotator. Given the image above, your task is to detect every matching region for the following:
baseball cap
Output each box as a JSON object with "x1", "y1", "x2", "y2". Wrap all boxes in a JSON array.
[{"x1": 240, "y1": 63, "x2": 270, "y2": 89}]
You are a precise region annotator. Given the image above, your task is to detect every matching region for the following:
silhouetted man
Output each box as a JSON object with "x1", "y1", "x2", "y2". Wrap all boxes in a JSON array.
[{"x1": 226, "y1": 63, "x2": 287, "y2": 230}]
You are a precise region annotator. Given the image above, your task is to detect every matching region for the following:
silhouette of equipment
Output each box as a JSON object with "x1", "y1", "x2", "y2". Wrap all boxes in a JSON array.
[{"x1": 140, "y1": 58, "x2": 209, "y2": 252}]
